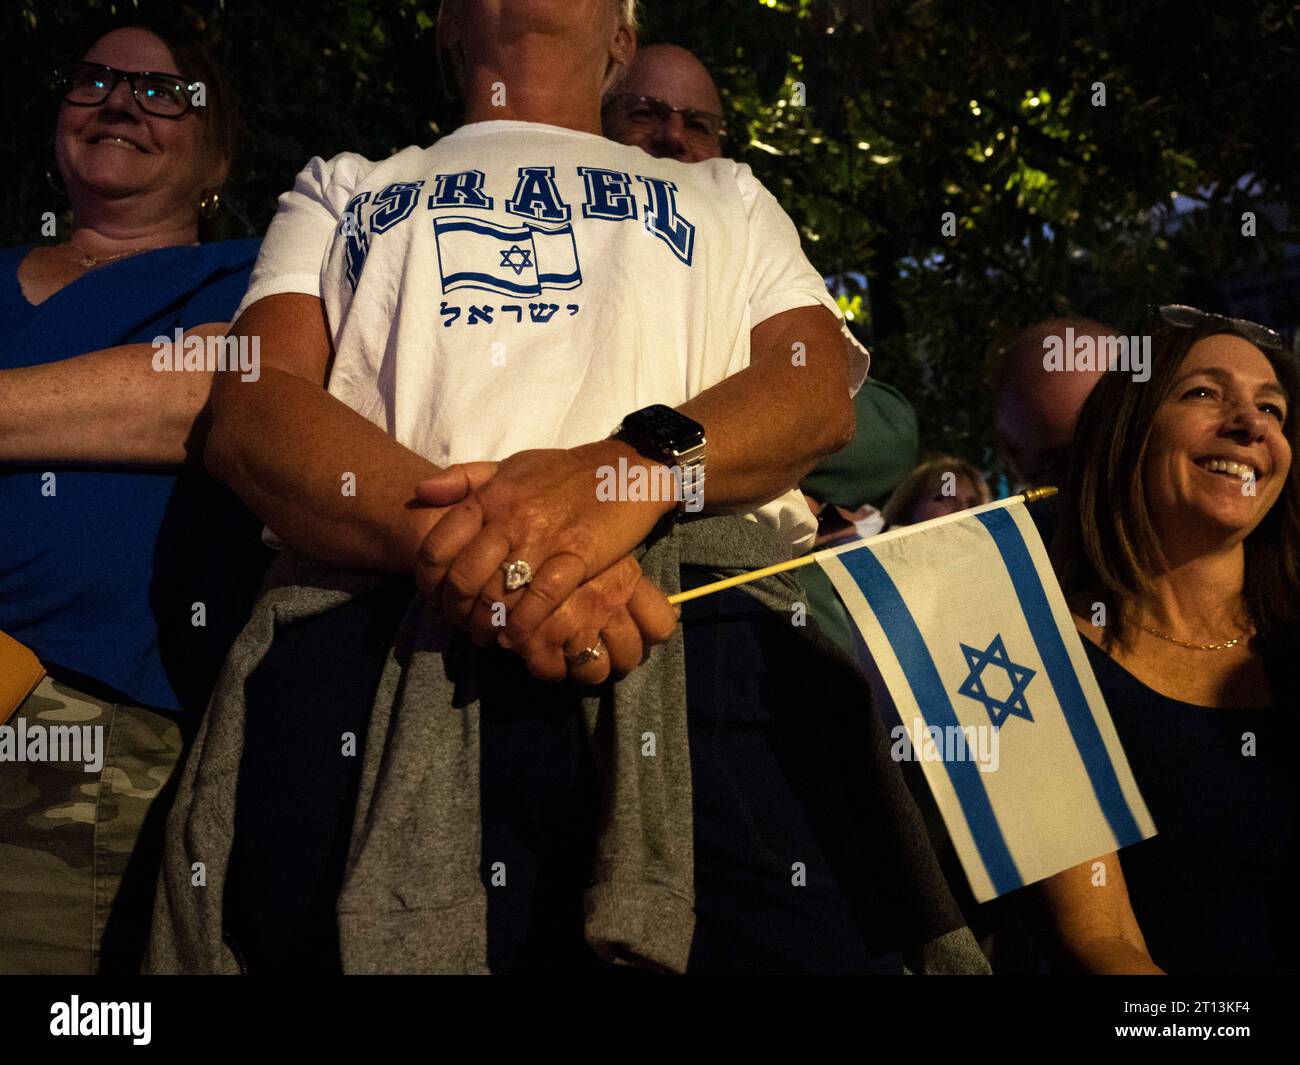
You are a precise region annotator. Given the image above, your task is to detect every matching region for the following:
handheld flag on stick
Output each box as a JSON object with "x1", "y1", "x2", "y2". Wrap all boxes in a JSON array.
[
  {"x1": 668, "y1": 487, "x2": 1059, "y2": 605},
  {"x1": 674, "y1": 490, "x2": 1156, "y2": 902}
]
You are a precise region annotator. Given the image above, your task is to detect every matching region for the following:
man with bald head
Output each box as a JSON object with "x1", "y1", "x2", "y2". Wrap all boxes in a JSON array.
[
  {"x1": 603, "y1": 44, "x2": 923, "y2": 666},
  {"x1": 993, "y1": 318, "x2": 1117, "y2": 491},
  {"x1": 602, "y1": 43, "x2": 725, "y2": 161}
]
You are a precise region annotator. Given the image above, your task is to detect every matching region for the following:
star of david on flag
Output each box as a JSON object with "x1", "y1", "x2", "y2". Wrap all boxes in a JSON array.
[
  {"x1": 957, "y1": 634, "x2": 1036, "y2": 728},
  {"x1": 433, "y1": 216, "x2": 581, "y2": 298},
  {"x1": 817, "y1": 497, "x2": 1156, "y2": 902}
]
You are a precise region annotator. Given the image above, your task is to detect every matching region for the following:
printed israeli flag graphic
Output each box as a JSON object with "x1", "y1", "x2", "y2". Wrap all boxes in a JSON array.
[
  {"x1": 819, "y1": 498, "x2": 1155, "y2": 902},
  {"x1": 433, "y1": 215, "x2": 582, "y2": 298}
]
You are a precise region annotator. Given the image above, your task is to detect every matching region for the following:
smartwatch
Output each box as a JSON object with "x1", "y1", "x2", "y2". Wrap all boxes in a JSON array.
[{"x1": 612, "y1": 404, "x2": 707, "y2": 514}]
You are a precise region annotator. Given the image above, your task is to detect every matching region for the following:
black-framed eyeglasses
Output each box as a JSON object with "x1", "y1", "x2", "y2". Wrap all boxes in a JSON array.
[
  {"x1": 54, "y1": 61, "x2": 200, "y2": 119},
  {"x1": 603, "y1": 92, "x2": 725, "y2": 145},
  {"x1": 1154, "y1": 304, "x2": 1284, "y2": 353}
]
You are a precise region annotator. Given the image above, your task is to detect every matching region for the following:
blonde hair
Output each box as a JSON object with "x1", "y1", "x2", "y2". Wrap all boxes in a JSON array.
[
  {"x1": 603, "y1": 0, "x2": 640, "y2": 92},
  {"x1": 881, "y1": 456, "x2": 992, "y2": 529}
]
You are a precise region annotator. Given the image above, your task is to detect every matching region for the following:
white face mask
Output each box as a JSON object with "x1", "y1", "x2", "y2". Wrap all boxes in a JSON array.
[{"x1": 850, "y1": 506, "x2": 885, "y2": 540}]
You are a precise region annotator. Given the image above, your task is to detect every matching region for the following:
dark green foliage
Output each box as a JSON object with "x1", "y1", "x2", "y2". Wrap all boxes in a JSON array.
[{"x1": 4, "y1": 0, "x2": 1295, "y2": 470}]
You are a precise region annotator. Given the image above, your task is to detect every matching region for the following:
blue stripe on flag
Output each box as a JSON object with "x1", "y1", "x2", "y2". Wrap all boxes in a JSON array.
[
  {"x1": 434, "y1": 219, "x2": 532, "y2": 240},
  {"x1": 975, "y1": 508, "x2": 1144, "y2": 847},
  {"x1": 838, "y1": 547, "x2": 1024, "y2": 895},
  {"x1": 537, "y1": 269, "x2": 581, "y2": 288},
  {"x1": 440, "y1": 270, "x2": 539, "y2": 296}
]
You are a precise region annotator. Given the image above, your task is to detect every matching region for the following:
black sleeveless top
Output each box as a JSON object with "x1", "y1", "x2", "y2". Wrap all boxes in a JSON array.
[{"x1": 1082, "y1": 639, "x2": 1299, "y2": 973}]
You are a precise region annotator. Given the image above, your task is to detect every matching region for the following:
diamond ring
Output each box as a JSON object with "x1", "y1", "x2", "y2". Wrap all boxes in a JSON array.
[{"x1": 500, "y1": 559, "x2": 533, "y2": 592}]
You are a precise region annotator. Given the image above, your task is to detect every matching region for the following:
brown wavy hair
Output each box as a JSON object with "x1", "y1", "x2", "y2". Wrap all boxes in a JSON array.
[{"x1": 1051, "y1": 319, "x2": 1300, "y2": 646}]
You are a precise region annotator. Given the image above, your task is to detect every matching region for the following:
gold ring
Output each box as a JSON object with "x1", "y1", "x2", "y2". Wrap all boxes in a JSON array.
[{"x1": 564, "y1": 639, "x2": 607, "y2": 665}]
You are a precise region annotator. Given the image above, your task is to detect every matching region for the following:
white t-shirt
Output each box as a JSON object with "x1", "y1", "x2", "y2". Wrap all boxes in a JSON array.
[{"x1": 237, "y1": 120, "x2": 868, "y2": 554}]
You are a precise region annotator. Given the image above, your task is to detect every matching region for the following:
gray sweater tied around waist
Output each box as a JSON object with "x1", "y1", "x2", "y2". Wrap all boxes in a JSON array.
[{"x1": 146, "y1": 513, "x2": 987, "y2": 975}]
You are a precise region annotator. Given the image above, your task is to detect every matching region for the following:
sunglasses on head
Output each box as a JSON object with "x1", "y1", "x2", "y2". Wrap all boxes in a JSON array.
[{"x1": 1154, "y1": 304, "x2": 1284, "y2": 353}]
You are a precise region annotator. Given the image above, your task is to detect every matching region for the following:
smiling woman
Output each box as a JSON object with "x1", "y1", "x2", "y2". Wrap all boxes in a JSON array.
[
  {"x1": 41, "y1": 21, "x2": 237, "y2": 278},
  {"x1": 0, "y1": 18, "x2": 266, "y2": 975},
  {"x1": 1055, "y1": 315, "x2": 1299, "y2": 652},
  {"x1": 1028, "y1": 311, "x2": 1300, "y2": 975}
]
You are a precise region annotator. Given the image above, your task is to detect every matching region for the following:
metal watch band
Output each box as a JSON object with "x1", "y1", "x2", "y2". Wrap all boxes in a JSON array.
[{"x1": 671, "y1": 440, "x2": 707, "y2": 514}]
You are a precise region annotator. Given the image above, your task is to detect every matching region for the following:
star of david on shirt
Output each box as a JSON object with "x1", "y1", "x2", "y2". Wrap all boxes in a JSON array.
[
  {"x1": 499, "y1": 245, "x2": 534, "y2": 275},
  {"x1": 957, "y1": 634, "x2": 1036, "y2": 729}
]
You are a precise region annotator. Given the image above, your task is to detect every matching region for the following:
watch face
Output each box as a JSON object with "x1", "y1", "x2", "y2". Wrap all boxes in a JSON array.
[{"x1": 626, "y1": 404, "x2": 705, "y2": 451}]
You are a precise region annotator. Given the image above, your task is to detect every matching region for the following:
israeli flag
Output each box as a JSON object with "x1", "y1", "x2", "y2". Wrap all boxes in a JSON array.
[
  {"x1": 433, "y1": 216, "x2": 581, "y2": 298},
  {"x1": 819, "y1": 497, "x2": 1156, "y2": 902}
]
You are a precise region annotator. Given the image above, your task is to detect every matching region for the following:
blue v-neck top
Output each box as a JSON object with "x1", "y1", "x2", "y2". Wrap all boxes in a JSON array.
[{"x1": 0, "y1": 239, "x2": 267, "y2": 713}]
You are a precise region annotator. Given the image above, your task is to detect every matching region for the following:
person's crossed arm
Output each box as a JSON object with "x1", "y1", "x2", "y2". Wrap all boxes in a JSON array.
[
  {"x1": 413, "y1": 301, "x2": 856, "y2": 655},
  {"x1": 204, "y1": 291, "x2": 678, "y2": 684},
  {"x1": 0, "y1": 323, "x2": 232, "y2": 466}
]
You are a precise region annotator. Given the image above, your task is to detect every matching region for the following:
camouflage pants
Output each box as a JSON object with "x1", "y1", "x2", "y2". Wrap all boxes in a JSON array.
[{"x1": 0, "y1": 674, "x2": 183, "y2": 974}]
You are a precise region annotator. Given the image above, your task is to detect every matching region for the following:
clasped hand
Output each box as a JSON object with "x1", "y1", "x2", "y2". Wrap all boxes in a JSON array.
[{"x1": 412, "y1": 445, "x2": 679, "y2": 684}]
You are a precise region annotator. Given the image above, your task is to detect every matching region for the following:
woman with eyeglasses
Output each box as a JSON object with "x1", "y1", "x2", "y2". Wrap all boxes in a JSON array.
[
  {"x1": 0, "y1": 22, "x2": 267, "y2": 974},
  {"x1": 1026, "y1": 308, "x2": 1300, "y2": 973}
]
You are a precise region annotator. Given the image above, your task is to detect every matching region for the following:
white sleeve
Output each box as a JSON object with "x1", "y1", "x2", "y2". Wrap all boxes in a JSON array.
[
  {"x1": 737, "y1": 163, "x2": 870, "y2": 389},
  {"x1": 233, "y1": 152, "x2": 372, "y2": 320}
]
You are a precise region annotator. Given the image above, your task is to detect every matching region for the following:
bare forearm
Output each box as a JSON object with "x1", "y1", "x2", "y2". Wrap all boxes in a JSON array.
[
  {"x1": 206, "y1": 369, "x2": 445, "y2": 572},
  {"x1": 1070, "y1": 936, "x2": 1165, "y2": 975},
  {"x1": 678, "y1": 306, "x2": 854, "y2": 511},
  {"x1": 0, "y1": 342, "x2": 213, "y2": 465},
  {"x1": 1023, "y1": 856, "x2": 1163, "y2": 975}
]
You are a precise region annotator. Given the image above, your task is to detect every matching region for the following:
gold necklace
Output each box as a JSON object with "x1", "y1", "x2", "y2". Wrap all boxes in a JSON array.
[
  {"x1": 1133, "y1": 619, "x2": 1252, "y2": 651},
  {"x1": 66, "y1": 240, "x2": 150, "y2": 268}
]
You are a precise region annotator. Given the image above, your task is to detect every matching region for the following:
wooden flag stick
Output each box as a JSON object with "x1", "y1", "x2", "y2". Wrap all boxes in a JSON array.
[{"x1": 668, "y1": 486, "x2": 1058, "y2": 605}]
